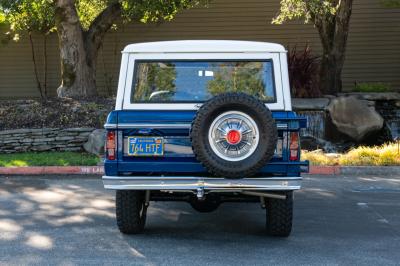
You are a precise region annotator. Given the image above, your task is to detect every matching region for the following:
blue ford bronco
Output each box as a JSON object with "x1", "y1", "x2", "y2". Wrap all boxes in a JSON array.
[{"x1": 103, "y1": 40, "x2": 308, "y2": 237}]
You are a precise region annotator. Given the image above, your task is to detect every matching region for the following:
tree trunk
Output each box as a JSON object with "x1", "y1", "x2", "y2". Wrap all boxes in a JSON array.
[
  {"x1": 319, "y1": 49, "x2": 344, "y2": 95},
  {"x1": 316, "y1": 0, "x2": 353, "y2": 95},
  {"x1": 54, "y1": 0, "x2": 122, "y2": 98},
  {"x1": 54, "y1": 0, "x2": 97, "y2": 98}
]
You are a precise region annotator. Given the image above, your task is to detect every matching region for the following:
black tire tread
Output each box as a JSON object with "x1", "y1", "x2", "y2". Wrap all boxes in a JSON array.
[
  {"x1": 116, "y1": 190, "x2": 146, "y2": 234},
  {"x1": 266, "y1": 192, "x2": 293, "y2": 237}
]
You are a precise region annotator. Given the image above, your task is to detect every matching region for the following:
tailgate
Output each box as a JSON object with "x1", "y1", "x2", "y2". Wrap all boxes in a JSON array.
[{"x1": 104, "y1": 110, "x2": 307, "y2": 175}]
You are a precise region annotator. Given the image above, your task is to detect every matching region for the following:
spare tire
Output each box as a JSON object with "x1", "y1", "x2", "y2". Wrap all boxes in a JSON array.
[{"x1": 190, "y1": 92, "x2": 278, "y2": 178}]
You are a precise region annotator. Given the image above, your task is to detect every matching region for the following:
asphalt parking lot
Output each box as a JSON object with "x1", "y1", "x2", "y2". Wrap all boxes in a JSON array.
[{"x1": 0, "y1": 174, "x2": 399, "y2": 266}]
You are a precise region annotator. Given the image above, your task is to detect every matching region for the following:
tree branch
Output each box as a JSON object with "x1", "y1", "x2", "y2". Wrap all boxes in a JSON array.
[
  {"x1": 305, "y1": 2, "x2": 330, "y2": 52},
  {"x1": 28, "y1": 32, "x2": 44, "y2": 99},
  {"x1": 333, "y1": 0, "x2": 353, "y2": 45},
  {"x1": 85, "y1": 2, "x2": 122, "y2": 63},
  {"x1": 55, "y1": 0, "x2": 83, "y2": 32},
  {"x1": 329, "y1": 0, "x2": 353, "y2": 68}
]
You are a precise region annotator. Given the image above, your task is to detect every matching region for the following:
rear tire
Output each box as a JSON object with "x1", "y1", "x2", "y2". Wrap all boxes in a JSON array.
[
  {"x1": 116, "y1": 190, "x2": 147, "y2": 234},
  {"x1": 265, "y1": 191, "x2": 293, "y2": 237}
]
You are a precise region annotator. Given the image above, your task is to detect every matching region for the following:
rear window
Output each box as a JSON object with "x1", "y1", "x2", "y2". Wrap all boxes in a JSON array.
[{"x1": 131, "y1": 60, "x2": 276, "y2": 103}]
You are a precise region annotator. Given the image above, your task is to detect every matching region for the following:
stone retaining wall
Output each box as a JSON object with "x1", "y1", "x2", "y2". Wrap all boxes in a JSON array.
[
  {"x1": 292, "y1": 93, "x2": 400, "y2": 131},
  {"x1": 0, "y1": 128, "x2": 95, "y2": 153},
  {"x1": 292, "y1": 93, "x2": 400, "y2": 111}
]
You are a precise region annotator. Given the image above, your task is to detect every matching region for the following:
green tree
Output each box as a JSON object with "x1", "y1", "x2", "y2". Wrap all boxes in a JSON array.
[
  {"x1": 273, "y1": 0, "x2": 354, "y2": 95},
  {"x1": 0, "y1": 9, "x2": 4, "y2": 23},
  {"x1": 0, "y1": 9, "x2": 10, "y2": 44},
  {"x1": 1, "y1": 0, "x2": 206, "y2": 98},
  {"x1": 54, "y1": 0, "x2": 205, "y2": 98},
  {"x1": 1, "y1": 0, "x2": 55, "y2": 98}
]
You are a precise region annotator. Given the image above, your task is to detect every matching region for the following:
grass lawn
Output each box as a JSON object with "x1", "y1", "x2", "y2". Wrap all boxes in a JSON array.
[
  {"x1": 302, "y1": 142, "x2": 400, "y2": 166},
  {"x1": 0, "y1": 152, "x2": 100, "y2": 167}
]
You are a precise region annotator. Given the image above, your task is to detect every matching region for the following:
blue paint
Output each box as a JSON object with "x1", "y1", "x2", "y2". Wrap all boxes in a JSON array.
[
  {"x1": 104, "y1": 109, "x2": 309, "y2": 177},
  {"x1": 108, "y1": 110, "x2": 307, "y2": 126}
]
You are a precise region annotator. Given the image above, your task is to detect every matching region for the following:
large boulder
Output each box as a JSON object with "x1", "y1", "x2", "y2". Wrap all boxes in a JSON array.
[
  {"x1": 327, "y1": 96, "x2": 384, "y2": 142},
  {"x1": 83, "y1": 129, "x2": 106, "y2": 155}
]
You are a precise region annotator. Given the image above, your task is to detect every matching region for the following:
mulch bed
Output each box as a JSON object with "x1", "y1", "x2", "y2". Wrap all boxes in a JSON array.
[{"x1": 0, "y1": 97, "x2": 114, "y2": 130}]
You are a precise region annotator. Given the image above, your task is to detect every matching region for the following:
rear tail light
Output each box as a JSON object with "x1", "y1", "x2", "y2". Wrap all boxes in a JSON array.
[
  {"x1": 275, "y1": 138, "x2": 283, "y2": 158},
  {"x1": 106, "y1": 131, "x2": 116, "y2": 160},
  {"x1": 289, "y1": 132, "x2": 299, "y2": 161}
]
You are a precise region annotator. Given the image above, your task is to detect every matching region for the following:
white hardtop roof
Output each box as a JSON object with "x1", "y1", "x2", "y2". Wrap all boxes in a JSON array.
[{"x1": 123, "y1": 40, "x2": 286, "y2": 54}]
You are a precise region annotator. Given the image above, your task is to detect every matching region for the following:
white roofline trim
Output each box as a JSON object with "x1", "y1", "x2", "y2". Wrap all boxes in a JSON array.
[{"x1": 123, "y1": 40, "x2": 287, "y2": 54}]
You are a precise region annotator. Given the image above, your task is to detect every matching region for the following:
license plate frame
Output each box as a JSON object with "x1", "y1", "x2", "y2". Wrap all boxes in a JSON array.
[{"x1": 127, "y1": 136, "x2": 164, "y2": 156}]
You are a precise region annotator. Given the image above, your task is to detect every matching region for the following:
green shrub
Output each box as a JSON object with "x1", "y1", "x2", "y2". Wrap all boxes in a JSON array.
[{"x1": 354, "y1": 82, "x2": 391, "y2": 93}]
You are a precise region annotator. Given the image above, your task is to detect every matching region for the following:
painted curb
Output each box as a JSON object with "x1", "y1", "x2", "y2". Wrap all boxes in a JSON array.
[
  {"x1": 308, "y1": 166, "x2": 341, "y2": 175},
  {"x1": 0, "y1": 166, "x2": 104, "y2": 175},
  {"x1": 307, "y1": 166, "x2": 400, "y2": 175},
  {"x1": 0, "y1": 166, "x2": 398, "y2": 176}
]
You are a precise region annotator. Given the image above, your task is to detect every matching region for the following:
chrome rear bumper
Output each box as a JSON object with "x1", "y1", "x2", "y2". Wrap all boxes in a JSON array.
[{"x1": 102, "y1": 176, "x2": 302, "y2": 191}]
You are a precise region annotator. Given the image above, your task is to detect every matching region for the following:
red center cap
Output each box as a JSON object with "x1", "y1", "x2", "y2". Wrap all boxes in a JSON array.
[{"x1": 226, "y1": 130, "x2": 241, "y2": 145}]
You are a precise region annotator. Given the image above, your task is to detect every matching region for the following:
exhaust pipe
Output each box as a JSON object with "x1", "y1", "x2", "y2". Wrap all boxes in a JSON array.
[{"x1": 241, "y1": 191, "x2": 286, "y2": 200}]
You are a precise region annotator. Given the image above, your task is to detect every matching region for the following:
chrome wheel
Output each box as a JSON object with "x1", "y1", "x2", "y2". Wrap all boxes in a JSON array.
[{"x1": 208, "y1": 111, "x2": 259, "y2": 161}]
